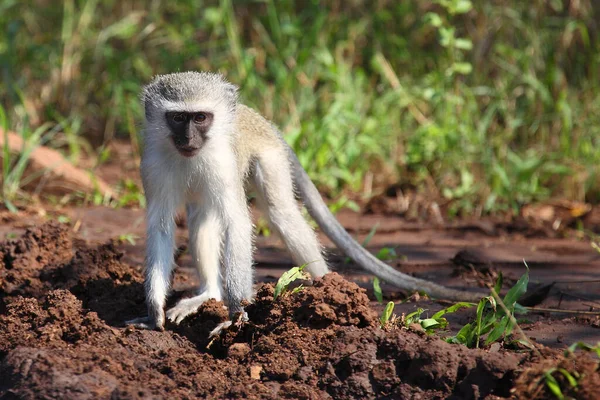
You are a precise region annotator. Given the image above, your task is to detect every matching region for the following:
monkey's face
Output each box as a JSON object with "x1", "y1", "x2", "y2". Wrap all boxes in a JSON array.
[
  {"x1": 165, "y1": 111, "x2": 214, "y2": 157},
  {"x1": 142, "y1": 72, "x2": 239, "y2": 157}
]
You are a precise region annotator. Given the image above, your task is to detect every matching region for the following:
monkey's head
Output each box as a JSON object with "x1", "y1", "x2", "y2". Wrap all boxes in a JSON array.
[{"x1": 142, "y1": 71, "x2": 239, "y2": 158}]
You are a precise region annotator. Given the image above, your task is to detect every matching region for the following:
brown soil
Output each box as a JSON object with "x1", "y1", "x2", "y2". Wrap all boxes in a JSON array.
[{"x1": 1, "y1": 222, "x2": 599, "y2": 399}]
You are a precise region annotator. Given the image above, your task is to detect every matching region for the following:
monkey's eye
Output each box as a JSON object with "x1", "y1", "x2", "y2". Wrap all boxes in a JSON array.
[
  {"x1": 171, "y1": 113, "x2": 187, "y2": 123},
  {"x1": 193, "y1": 113, "x2": 207, "y2": 123}
]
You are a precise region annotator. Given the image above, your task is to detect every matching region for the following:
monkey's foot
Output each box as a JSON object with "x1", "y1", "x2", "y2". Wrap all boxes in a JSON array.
[
  {"x1": 166, "y1": 291, "x2": 222, "y2": 325},
  {"x1": 209, "y1": 311, "x2": 248, "y2": 339},
  {"x1": 125, "y1": 315, "x2": 164, "y2": 331}
]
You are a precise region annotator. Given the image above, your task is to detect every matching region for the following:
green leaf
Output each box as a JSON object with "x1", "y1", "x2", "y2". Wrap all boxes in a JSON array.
[
  {"x1": 448, "y1": 322, "x2": 473, "y2": 345},
  {"x1": 454, "y1": 38, "x2": 473, "y2": 50},
  {"x1": 474, "y1": 296, "x2": 495, "y2": 347},
  {"x1": 452, "y1": 0, "x2": 473, "y2": 14},
  {"x1": 557, "y1": 368, "x2": 578, "y2": 388},
  {"x1": 514, "y1": 303, "x2": 528, "y2": 315},
  {"x1": 485, "y1": 315, "x2": 509, "y2": 345},
  {"x1": 204, "y1": 7, "x2": 222, "y2": 24},
  {"x1": 503, "y1": 265, "x2": 529, "y2": 310},
  {"x1": 362, "y1": 223, "x2": 380, "y2": 247},
  {"x1": 424, "y1": 12, "x2": 443, "y2": 28},
  {"x1": 290, "y1": 285, "x2": 304, "y2": 295},
  {"x1": 405, "y1": 308, "x2": 425, "y2": 325},
  {"x1": 480, "y1": 312, "x2": 498, "y2": 336},
  {"x1": 544, "y1": 369, "x2": 565, "y2": 400},
  {"x1": 376, "y1": 247, "x2": 396, "y2": 260},
  {"x1": 567, "y1": 341, "x2": 600, "y2": 357},
  {"x1": 273, "y1": 264, "x2": 308, "y2": 300},
  {"x1": 420, "y1": 318, "x2": 441, "y2": 330},
  {"x1": 432, "y1": 302, "x2": 475, "y2": 319},
  {"x1": 493, "y1": 272, "x2": 503, "y2": 296},
  {"x1": 373, "y1": 277, "x2": 383, "y2": 303},
  {"x1": 57, "y1": 215, "x2": 71, "y2": 224},
  {"x1": 4, "y1": 198, "x2": 18, "y2": 213},
  {"x1": 452, "y1": 62, "x2": 473, "y2": 75},
  {"x1": 380, "y1": 301, "x2": 395, "y2": 327}
]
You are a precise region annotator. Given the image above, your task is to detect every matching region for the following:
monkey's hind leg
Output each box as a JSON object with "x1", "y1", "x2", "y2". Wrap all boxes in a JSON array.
[
  {"x1": 253, "y1": 150, "x2": 329, "y2": 278},
  {"x1": 166, "y1": 204, "x2": 224, "y2": 324}
]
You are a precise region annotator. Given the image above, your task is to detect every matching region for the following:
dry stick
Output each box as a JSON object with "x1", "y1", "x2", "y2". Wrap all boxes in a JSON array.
[
  {"x1": 489, "y1": 287, "x2": 542, "y2": 357},
  {"x1": 556, "y1": 291, "x2": 600, "y2": 308},
  {"x1": 553, "y1": 279, "x2": 600, "y2": 284},
  {"x1": 525, "y1": 307, "x2": 600, "y2": 316}
]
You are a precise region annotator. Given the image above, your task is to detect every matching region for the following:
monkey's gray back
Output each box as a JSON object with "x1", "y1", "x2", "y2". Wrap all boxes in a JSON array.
[{"x1": 233, "y1": 104, "x2": 288, "y2": 177}]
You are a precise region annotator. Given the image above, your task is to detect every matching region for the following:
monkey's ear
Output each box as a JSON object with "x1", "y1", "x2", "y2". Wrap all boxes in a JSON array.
[
  {"x1": 142, "y1": 92, "x2": 155, "y2": 118},
  {"x1": 144, "y1": 100, "x2": 154, "y2": 119},
  {"x1": 224, "y1": 82, "x2": 239, "y2": 102},
  {"x1": 140, "y1": 85, "x2": 154, "y2": 118}
]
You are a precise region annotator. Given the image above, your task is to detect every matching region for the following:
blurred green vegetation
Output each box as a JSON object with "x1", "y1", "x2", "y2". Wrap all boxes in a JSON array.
[{"x1": 1, "y1": 0, "x2": 599, "y2": 215}]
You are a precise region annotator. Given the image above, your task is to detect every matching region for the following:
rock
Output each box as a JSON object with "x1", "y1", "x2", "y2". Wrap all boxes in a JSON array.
[{"x1": 250, "y1": 365, "x2": 263, "y2": 380}]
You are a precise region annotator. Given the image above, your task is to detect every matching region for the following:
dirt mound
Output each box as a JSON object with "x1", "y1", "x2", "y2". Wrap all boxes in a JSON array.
[
  {"x1": 248, "y1": 273, "x2": 378, "y2": 328},
  {"x1": 0, "y1": 222, "x2": 73, "y2": 304},
  {"x1": 1, "y1": 223, "x2": 599, "y2": 399},
  {"x1": 0, "y1": 223, "x2": 146, "y2": 324}
]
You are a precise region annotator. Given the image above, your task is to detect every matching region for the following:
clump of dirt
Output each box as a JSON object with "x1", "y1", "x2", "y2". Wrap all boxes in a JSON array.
[
  {"x1": 515, "y1": 351, "x2": 600, "y2": 399},
  {"x1": 0, "y1": 222, "x2": 73, "y2": 305},
  {"x1": 1, "y1": 223, "x2": 599, "y2": 399}
]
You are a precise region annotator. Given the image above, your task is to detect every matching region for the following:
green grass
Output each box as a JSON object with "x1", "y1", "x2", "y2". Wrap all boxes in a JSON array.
[
  {"x1": 377, "y1": 263, "x2": 532, "y2": 347},
  {"x1": 447, "y1": 265, "x2": 531, "y2": 349},
  {"x1": 1, "y1": 0, "x2": 599, "y2": 214}
]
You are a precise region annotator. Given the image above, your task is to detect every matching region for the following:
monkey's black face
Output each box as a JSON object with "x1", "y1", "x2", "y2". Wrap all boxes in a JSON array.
[{"x1": 165, "y1": 111, "x2": 214, "y2": 157}]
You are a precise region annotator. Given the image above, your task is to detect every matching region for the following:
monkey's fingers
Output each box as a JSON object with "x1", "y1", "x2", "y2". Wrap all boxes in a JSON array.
[
  {"x1": 208, "y1": 311, "x2": 248, "y2": 338},
  {"x1": 125, "y1": 316, "x2": 165, "y2": 331},
  {"x1": 166, "y1": 292, "x2": 225, "y2": 325}
]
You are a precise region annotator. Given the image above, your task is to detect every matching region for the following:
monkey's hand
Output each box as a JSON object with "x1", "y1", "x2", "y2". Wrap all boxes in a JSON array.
[
  {"x1": 125, "y1": 313, "x2": 165, "y2": 331},
  {"x1": 166, "y1": 291, "x2": 222, "y2": 325},
  {"x1": 208, "y1": 311, "x2": 248, "y2": 339}
]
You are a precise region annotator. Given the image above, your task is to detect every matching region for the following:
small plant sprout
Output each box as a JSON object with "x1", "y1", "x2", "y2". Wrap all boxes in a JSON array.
[
  {"x1": 273, "y1": 263, "x2": 310, "y2": 300},
  {"x1": 255, "y1": 217, "x2": 271, "y2": 237},
  {"x1": 115, "y1": 179, "x2": 146, "y2": 208},
  {"x1": 118, "y1": 233, "x2": 139, "y2": 245},
  {"x1": 402, "y1": 308, "x2": 429, "y2": 327},
  {"x1": 543, "y1": 367, "x2": 579, "y2": 400},
  {"x1": 566, "y1": 341, "x2": 600, "y2": 358},
  {"x1": 402, "y1": 302, "x2": 475, "y2": 334},
  {"x1": 534, "y1": 341, "x2": 599, "y2": 399},
  {"x1": 379, "y1": 301, "x2": 395, "y2": 328},
  {"x1": 376, "y1": 247, "x2": 397, "y2": 261},
  {"x1": 57, "y1": 215, "x2": 71, "y2": 224},
  {"x1": 373, "y1": 277, "x2": 384, "y2": 303}
]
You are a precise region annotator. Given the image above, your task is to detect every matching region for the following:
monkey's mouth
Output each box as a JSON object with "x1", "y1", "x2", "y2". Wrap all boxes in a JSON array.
[{"x1": 176, "y1": 146, "x2": 201, "y2": 158}]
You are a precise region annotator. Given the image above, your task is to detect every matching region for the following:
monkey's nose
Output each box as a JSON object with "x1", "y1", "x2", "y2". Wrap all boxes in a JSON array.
[{"x1": 176, "y1": 144, "x2": 201, "y2": 158}]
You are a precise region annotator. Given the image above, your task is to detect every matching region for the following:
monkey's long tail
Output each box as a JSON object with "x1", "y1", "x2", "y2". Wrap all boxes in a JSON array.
[{"x1": 288, "y1": 149, "x2": 484, "y2": 302}]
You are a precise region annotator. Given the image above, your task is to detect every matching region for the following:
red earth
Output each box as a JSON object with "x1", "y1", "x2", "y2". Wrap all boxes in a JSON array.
[{"x1": 0, "y1": 205, "x2": 599, "y2": 399}]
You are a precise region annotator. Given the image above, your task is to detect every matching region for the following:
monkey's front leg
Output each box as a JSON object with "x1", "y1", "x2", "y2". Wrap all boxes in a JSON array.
[
  {"x1": 166, "y1": 205, "x2": 224, "y2": 324},
  {"x1": 126, "y1": 200, "x2": 176, "y2": 330},
  {"x1": 209, "y1": 195, "x2": 254, "y2": 337}
]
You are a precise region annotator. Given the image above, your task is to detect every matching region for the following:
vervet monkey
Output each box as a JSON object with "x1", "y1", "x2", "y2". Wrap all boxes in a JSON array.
[{"x1": 126, "y1": 71, "x2": 481, "y2": 331}]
